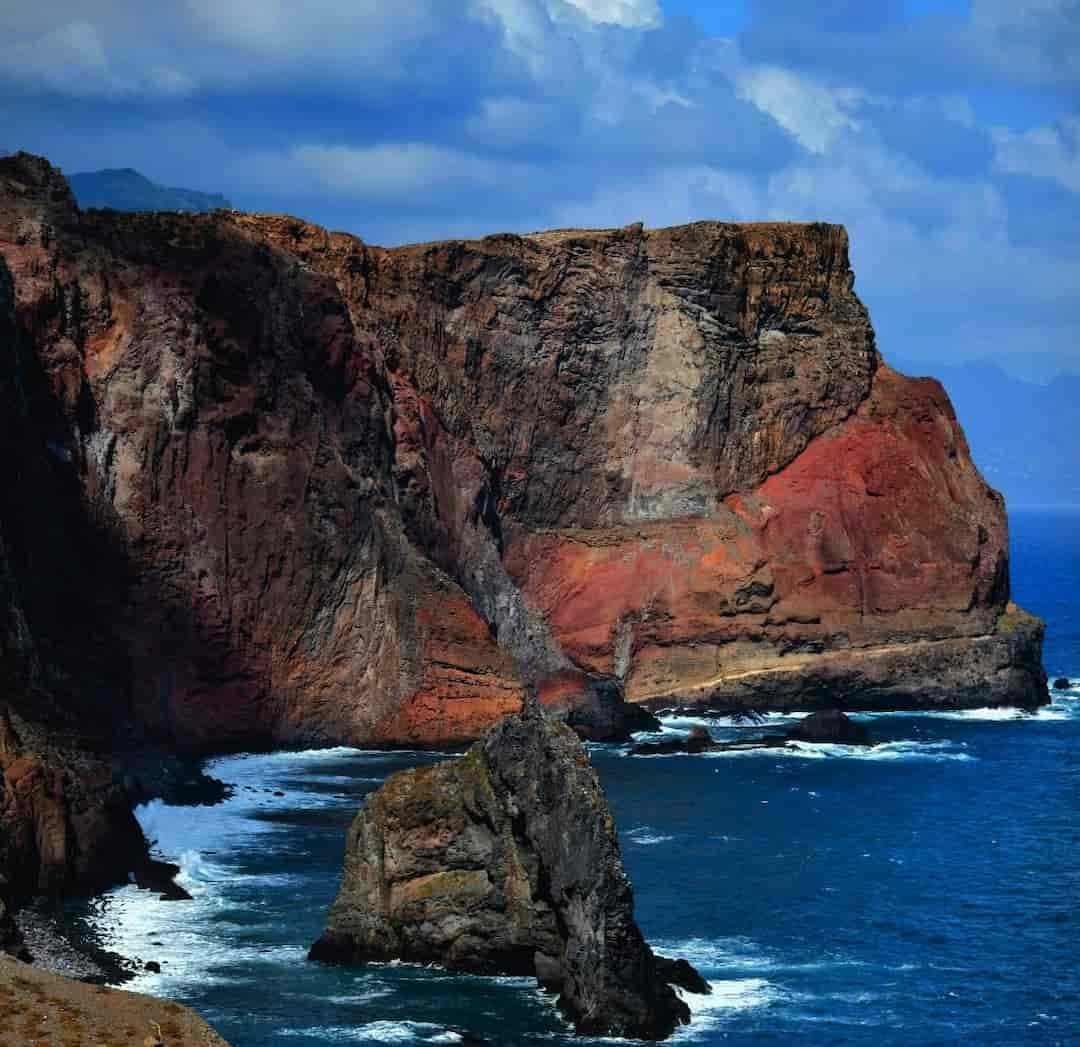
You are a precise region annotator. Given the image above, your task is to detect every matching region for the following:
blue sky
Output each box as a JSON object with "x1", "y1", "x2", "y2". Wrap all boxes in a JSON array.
[{"x1": 2, "y1": 0, "x2": 1078, "y2": 380}]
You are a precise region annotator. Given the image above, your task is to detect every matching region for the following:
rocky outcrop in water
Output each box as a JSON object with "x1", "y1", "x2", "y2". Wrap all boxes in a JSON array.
[
  {"x1": 310, "y1": 697, "x2": 707, "y2": 1039},
  {"x1": 630, "y1": 709, "x2": 872, "y2": 755}
]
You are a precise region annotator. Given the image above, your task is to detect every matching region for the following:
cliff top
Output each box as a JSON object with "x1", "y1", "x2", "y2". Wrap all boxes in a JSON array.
[{"x1": 1, "y1": 151, "x2": 848, "y2": 258}]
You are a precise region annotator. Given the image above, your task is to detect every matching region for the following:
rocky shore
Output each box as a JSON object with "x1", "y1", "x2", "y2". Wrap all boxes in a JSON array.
[{"x1": 631, "y1": 709, "x2": 873, "y2": 756}]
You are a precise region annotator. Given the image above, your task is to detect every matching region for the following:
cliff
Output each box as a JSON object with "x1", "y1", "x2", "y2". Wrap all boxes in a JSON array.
[
  {"x1": 310, "y1": 696, "x2": 707, "y2": 1039},
  {"x1": 0, "y1": 151, "x2": 1046, "y2": 891}
]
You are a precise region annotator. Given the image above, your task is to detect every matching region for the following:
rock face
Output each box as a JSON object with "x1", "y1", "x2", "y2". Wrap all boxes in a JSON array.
[
  {"x1": 0, "y1": 151, "x2": 1047, "y2": 886},
  {"x1": 310, "y1": 697, "x2": 704, "y2": 1039}
]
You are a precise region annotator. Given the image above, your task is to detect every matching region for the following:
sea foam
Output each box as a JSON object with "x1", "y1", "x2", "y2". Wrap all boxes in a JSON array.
[
  {"x1": 279, "y1": 1022, "x2": 462, "y2": 1043},
  {"x1": 670, "y1": 978, "x2": 779, "y2": 1041},
  {"x1": 87, "y1": 746, "x2": 379, "y2": 993}
]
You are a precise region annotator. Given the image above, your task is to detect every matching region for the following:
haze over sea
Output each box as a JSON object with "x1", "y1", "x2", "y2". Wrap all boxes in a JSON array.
[{"x1": 78, "y1": 507, "x2": 1079, "y2": 1047}]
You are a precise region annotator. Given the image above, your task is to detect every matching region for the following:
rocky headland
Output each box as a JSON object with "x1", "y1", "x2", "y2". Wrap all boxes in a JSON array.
[
  {"x1": 310, "y1": 694, "x2": 708, "y2": 1039},
  {"x1": 0, "y1": 149, "x2": 1047, "y2": 971}
]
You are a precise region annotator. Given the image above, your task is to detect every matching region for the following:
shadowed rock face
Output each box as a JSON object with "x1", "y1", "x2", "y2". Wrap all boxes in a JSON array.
[
  {"x1": 0, "y1": 151, "x2": 1047, "y2": 891},
  {"x1": 310, "y1": 698, "x2": 704, "y2": 1040}
]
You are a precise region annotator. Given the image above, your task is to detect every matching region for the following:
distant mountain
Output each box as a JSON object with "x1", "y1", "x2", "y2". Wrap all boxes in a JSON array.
[
  {"x1": 890, "y1": 355, "x2": 1080, "y2": 507},
  {"x1": 68, "y1": 168, "x2": 231, "y2": 213}
]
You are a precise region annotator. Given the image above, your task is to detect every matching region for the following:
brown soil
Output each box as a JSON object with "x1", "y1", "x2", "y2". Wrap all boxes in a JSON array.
[{"x1": 0, "y1": 957, "x2": 229, "y2": 1047}]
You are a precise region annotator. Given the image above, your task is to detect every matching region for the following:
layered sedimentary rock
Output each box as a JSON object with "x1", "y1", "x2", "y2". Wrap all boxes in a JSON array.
[
  {"x1": 240, "y1": 209, "x2": 1046, "y2": 718},
  {"x1": 310, "y1": 696, "x2": 705, "y2": 1039},
  {"x1": 0, "y1": 149, "x2": 1047, "y2": 896}
]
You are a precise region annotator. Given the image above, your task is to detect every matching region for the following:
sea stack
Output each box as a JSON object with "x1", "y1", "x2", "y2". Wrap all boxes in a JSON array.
[{"x1": 310, "y1": 694, "x2": 707, "y2": 1040}]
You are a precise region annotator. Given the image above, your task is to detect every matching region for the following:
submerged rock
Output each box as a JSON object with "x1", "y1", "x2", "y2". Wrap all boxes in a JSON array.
[
  {"x1": 630, "y1": 709, "x2": 872, "y2": 756},
  {"x1": 310, "y1": 697, "x2": 707, "y2": 1040},
  {"x1": 785, "y1": 709, "x2": 872, "y2": 746}
]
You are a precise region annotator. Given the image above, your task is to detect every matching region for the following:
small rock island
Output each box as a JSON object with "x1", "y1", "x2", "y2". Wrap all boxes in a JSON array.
[{"x1": 310, "y1": 694, "x2": 709, "y2": 1040}]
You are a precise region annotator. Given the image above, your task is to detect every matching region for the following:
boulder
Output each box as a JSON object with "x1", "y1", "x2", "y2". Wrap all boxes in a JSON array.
[
  {"x1": 1053, "y1": 677, "x2": 1071, "y2": 691},
  {"x1": 0, "y1": 895, "x2": 31, "y2": 962},
  {"x1": 310, "y1": 696, "x2": 707, "y2": 1040},
  {"x1": 784, "y1": 709, "x2": 873, "y2": 746}
]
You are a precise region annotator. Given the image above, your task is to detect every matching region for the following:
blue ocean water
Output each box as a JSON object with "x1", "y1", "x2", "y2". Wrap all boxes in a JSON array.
[{"x1": 83, "y1": 509, "x2": 1080, "y2": 1046}]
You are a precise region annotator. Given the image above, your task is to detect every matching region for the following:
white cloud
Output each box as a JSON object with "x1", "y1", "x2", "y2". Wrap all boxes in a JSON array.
[
  {"x1": 0, "y1": 2, "x2": 486, "y2": 97},
  {"x1": 735, "y1": 66, "x2": 863, "y2": 154},
  {"x1": 6, "y1": 20, "x2": 193, "y2": 98},
  {"x1": 290, "y1": 143, "x2": 539, "y2": 198},
  {"x1": 992, "y1": 117, "x2": 1080, "y2": 193},
  {"x1": 552, "y1": 0, "x2": 661, "y2": 28},
  {"x1": 551, "y1": 165, "x2": 763, "y2": 229},
  {"x1": 465, "y1": 97, "x2": 569, "y2": 146}
]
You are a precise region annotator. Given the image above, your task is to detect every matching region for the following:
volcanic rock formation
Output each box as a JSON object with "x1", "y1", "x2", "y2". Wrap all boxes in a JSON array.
[
  {"x1": 309, "y1": 694, "x2": 707, "y2": 1040},
  {"x1": 629, "y1": 708, "x2": 873, "y2": 755},
  {"x1": 0, "y1": 151, "x2": 1046, "y2": 892}
]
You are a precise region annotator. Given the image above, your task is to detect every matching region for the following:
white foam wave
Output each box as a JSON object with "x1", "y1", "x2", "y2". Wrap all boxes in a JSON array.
[
  {"x1": 280, "y1": 1021, "x2": 462, "y2": 1043},
  {"x1": 857, "y1": 695, "x2": 1080, "y2": 722},
  {"x1": 652, "y1": 937, "x2": 770, "y2": 971},
  {"x1": 654, "y1": 695, "x2": 1080, "y2": 732},
  {"x1": 88, "y1": 746, "x2": 409, "y2": 993},
  {"x1": 325, "y1": 988, "x2": 395, "y2": 1005},
  {"x1": 697, "y1": 739, "x2": 974, "y2": 763},
  {"x1": 91, "y1": 877, "x2": 307, "y2": 994},
  {"x1": 670, "y1": 978, "x2": 778, "y2": 1041},
  {"x1": 626, "y1": 826, "x2": 674, "y2": 846},
  {"x1": 654, "y1": 712, "x2": 804, "y2": 735}
]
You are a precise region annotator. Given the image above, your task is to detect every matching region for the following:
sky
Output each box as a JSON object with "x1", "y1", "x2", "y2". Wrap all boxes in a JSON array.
[{"x1": 2, "y1": 0, "x2": 1078, "y2": 381}]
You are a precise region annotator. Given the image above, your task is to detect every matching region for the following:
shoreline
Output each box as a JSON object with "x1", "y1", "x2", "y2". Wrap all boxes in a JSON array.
[{"x1": 12, "y1": 689, "x2": 1077, "y2": 1000}]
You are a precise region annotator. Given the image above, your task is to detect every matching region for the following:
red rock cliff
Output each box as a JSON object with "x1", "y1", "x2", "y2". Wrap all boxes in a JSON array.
[{"x1": 0, "y1": 151, "x2": 1045, "y2": 793}]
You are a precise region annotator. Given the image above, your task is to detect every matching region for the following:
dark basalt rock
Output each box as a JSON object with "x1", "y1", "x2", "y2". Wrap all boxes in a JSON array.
[
  {"x1": 785, "y1": 709, "x2": 872, "y2": 746},
  {"x1": 134, "y1": 857, "x2": 192, "y2": 901},
  {"x1": 1053, "y1": 677, "x2": 1071, "y2": 691},
  {"x1": 564, "y1": 678, "x2": 663, "y2": 741},
  {"x1": 630, "y1": 709, "x2": 872, "y2": 756},
  {"x1": 310, "y1": 695, "x2": 708, "y2": 1040},
  {"x1": 1, "y1": 894, "x2": 32, "y2": 962}
]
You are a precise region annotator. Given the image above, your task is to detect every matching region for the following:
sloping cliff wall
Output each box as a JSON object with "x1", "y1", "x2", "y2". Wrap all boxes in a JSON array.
[{"x1": 0, "y1": 150, "x2": 1045, "y2": 779}]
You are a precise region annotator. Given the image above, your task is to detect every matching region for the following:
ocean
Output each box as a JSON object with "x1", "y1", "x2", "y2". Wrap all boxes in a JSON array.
[{"x1": 78, "y1": 508, "x2": 1079, "y2": 1046}]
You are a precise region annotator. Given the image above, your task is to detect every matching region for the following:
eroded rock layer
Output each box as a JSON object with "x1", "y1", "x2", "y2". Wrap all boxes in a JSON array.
[
  {"x1": 310, "y1": 698, "x2": 704, "y2": 1040},
  {"x1": 0, "y1": 151, "x2": 1047, "y2": 890}
]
